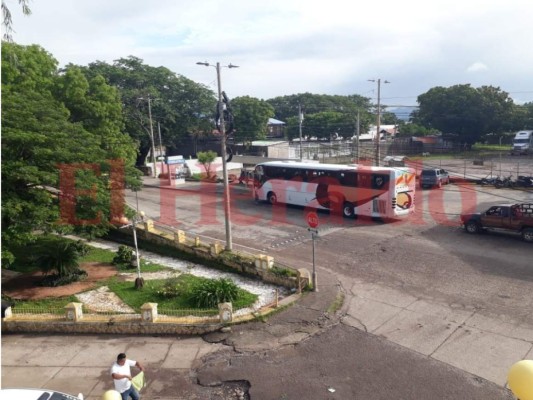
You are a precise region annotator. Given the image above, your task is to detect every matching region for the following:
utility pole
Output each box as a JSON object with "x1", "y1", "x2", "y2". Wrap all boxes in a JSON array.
[
  {"x1": 368, "y1": 79, "x2": 389, "y2": 166},
  {"x1": 355, "y1": 110, "x2": 360, "y2": 163},
  {"x1": 197, "y1": 61, "x2": 239, "y2": 251},
  {"x1": 147, "y1": 97, "x2": 157, "y2": 177},
  {"x1": 299, "y1": 104, "x2": 304, "y2": 161},
  {"x1": 138, "y1": 97, "x2": 158, "y2": 178},
  {"x1": 158, "y1": 122, "x2": 170, "y2": 185},
  {"x1": 216, "y1": 62, "x2": 233, "y2": 251}
]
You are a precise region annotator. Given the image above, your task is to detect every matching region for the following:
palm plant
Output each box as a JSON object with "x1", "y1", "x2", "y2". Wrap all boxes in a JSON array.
[{"x1": 36, "y1": 239, "x2": 80, "y2": 277}]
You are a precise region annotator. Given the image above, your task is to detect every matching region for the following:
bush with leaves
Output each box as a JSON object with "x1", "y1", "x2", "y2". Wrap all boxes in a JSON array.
[
  {"x1": 74, "y1": 240, "x2": 90, "y2": 257},
  {"x1": 39, "y1": 269, "x2": 88, "y2": 287},
  {"x1": 34, "y1": 237, "x2": 88, "y2": 286},
  {"x1": 188, "y1": 277, "x2": 239, "y2": 308},
  {"x1": 155, "y1": 276, "x2": 189, "y2": 299},
  {"x1": 36, "y1": 238, "x2": 81, "y2": 277},
  {"x1": 112, "y1": 245, "x2": 134, "y2": 266}
]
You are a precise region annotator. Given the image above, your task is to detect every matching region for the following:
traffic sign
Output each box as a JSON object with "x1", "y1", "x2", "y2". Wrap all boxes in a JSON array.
[
  {"x1": 166, "y1": 155, "x2": 185, "y2": 165},
  {"x1": 306, "y1": 211, "x2": 319, "y2": 229}
]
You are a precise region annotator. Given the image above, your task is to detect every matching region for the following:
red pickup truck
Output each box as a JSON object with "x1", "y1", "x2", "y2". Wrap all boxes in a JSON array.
[{"x1": 460, "y1": 203, "x2": 533, "y2": 242}]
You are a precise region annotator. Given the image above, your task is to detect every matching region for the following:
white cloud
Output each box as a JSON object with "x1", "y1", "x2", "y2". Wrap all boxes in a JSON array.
[
  {"x1": 467, "y1": 62, "x2": 489, "y2": 73},
  {"x1": 6, "y1": 0, "x2": 533, "y2": 105}
]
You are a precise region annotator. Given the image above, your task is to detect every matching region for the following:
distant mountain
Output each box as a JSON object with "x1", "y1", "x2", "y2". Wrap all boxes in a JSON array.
[{"x1": 387, "y1": 106, "x2": 415, "y2": 121}]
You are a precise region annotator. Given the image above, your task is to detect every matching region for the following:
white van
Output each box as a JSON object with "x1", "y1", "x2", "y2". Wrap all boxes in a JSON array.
[{"x1": 511, "y1": 130, "x2": 533, "y2": 155}]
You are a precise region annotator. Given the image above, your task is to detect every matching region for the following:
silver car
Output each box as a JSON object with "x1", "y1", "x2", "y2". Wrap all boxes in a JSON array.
[{"x1": 420, "y1": 168, "x2": 450, "y2": 189}]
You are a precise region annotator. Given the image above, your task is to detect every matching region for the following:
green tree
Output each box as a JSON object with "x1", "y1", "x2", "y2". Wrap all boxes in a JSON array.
[
  {"x1": 2, "y1": 0, "x2": 31, "y2": 41},
  {"x1": 87, "y1": 57, "x2": 215, "y2": 164},
  {"x1": 302, "y1": 111, "x2": 355, "y2": 140},
  {"x1": 267, "y1": 93, "x2": 371, "y2": 121},
  {"x1": 511, "y1": 102, "x2": 533, "y2": 130},
  {"x1": 415, "y1": 84, "x2": 516, "y2": 144},
  {"x1": 55, "y1": 64, "x2": 139, "y2": 184},
  {"x1": 267, "y1": 93, "x2": 374, "y2": 141},
  {"x1": 197, "y1": 150, "x2": 218, "y2": 179},
  {"x1": 396, "y1": 122, "x2": 437, "y2": 137},
  {"x1": 231, "y1": 96, "x2": 275, "y2": 143},
  {"x1": 1, "y1": 43, "x2": 140, "y2": 264}
]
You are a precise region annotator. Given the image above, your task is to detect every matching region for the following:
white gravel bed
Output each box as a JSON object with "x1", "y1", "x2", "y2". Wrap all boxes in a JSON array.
[{"x1": 76, "y1": 238, "x2": 291, "y2": 316}]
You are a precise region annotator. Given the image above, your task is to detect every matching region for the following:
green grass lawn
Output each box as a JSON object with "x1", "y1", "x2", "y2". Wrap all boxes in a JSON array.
[
  {"x1": 10, "y1": 296, "x2": 80, "y2": 314},
  {"x1": 5, "y1": 236, "x2": 259, "y2": 314},
  {"x1": 108, "y1": 274, "x2": 258, "y2": 311}
]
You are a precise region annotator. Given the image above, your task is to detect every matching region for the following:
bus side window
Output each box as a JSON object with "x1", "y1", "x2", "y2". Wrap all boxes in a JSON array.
[
  {"x1": 275, "y1": 168, "x2": 286, "y2": 179},
  {"x1": 340, "y1": 172, "x2": 357, "y2": 186},
  {"x1": 292, "y1": 169, "x2": 304, "y2": 181}
]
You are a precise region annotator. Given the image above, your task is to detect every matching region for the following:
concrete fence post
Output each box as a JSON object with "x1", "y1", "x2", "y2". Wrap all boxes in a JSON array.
[
  {"x1": 141, "y1": 303, "x2": 158, "y2": 322},
  {"x1": 218, "y1": 302, "x2": 233, "y2": 323},
  {"x1": 175, "y1": 230, "x2": 186, "y2": 244},
  {"x1": 144, "y1": 220, "x2": 154, "y2": 232},
  {"x1": 65, "y1": 302, "x2": 83, "y2": 321},
  {"x1": 2, "y1": 306, "x2": 13, "y2": 319},
  {"x1": 210, "y1": 241, "x2": 223, "y2": 256}
]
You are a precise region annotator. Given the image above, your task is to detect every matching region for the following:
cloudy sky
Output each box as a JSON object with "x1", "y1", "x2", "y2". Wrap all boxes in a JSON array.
[{"x1": 6, "y1": 0, "x2": 533, "y2": 111}]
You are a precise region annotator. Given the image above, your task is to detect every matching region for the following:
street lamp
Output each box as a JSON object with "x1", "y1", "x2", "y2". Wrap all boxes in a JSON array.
[
  {"x1": 138, "y1": 97, "x2": 157, "y2": 178},
  {"x1": 368, "y1": 79, "x2": 390, "y2": 166},
  {"x1": 298, "y1": 104, "x2": 304, "y2": 161},
  {"x1": 119, "y1": 211, "x2": 145, "y2": 289},
  {"x1": 196, "y1": 61, "x2": 239, "y2": 251}
]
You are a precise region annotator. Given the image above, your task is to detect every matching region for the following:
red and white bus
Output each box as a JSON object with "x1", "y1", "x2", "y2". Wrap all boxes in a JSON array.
[{"x1": 253, "y1": 161, "x2": 416, "y2": 219}]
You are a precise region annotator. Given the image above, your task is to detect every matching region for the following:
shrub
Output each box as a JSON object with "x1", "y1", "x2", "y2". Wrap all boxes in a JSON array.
[
  {"x1": 112, "y1": 245, "x2": 134, "y2": 266},
  {"x1": 188, "y1": 277, "x2": 239, "y2": 308},
  {"x1": 270, "y1": 266, "x2": 297, "y2": 278},
  {"x1": 35, "y1": 238, "x2": 80, "y2": 277},
  {"x1": 39, "y1": 269, "x2": 88, "y2": 287},
  {"x1": 155, "y1": 276, "x2": 189, "y2": 298},
  {"x1": 73, "y1": 240, "x2": 90, "y2": 257}
]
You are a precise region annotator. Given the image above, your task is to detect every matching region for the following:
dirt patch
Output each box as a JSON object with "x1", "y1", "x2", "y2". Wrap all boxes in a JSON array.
[{"x1": 1, "y1": 262, "x2": 118, "y2": 300}]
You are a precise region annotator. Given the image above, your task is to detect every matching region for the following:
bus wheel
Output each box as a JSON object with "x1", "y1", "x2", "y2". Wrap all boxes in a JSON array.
[
  {"x1": 268, "y1": 192, "x2": 277, "y2": 205},
  {"x1": 342, "y1": 202, "x2": 355, "y2": 218}
]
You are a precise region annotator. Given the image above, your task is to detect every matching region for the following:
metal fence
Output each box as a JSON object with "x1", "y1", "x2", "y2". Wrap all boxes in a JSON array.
[{"x1": 10, "y1": 307, "x2": 66, "y2": 321}]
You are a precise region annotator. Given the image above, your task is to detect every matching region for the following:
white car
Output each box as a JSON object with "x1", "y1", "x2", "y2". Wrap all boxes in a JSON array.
[{"x1": 0, "y1": 388, "x2": 84, "y2": 400}]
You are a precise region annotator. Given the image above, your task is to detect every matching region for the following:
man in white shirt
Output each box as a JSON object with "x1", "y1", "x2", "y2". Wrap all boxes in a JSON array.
[{"x1": 111, "y1": 353, "x2": 144, "y2": 400}]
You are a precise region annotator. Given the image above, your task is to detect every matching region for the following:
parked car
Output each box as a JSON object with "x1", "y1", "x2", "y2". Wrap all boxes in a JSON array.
[
  {"x1": 420, "y1": 168, "x2": 450, "y2": 189},
  {"x1": 0, "y1": 388, "x2": 83, "y2": 400},
  {"x1": 460, "y1": 203, "x2": 533, "y2": 242}
]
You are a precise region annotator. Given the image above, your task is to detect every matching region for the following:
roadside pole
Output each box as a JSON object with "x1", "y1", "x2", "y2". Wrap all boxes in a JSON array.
[{"x1": 306, "y1": 212, "x2": 319, "y2": 292}]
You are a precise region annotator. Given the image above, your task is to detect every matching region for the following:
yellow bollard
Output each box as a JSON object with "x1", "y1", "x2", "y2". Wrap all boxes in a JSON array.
[{"x1": 507, "y1": 360, "x2": 533, "y2": 400}]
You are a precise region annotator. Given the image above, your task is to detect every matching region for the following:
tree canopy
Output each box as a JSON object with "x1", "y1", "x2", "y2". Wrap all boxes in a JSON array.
[
  {"x1": 230, "y1": 96, "x2": 275, "y2": 143},
  {"x1": 2, "y1": 0, "x2": 31, "y2": 41},
  {"x1": 267, "y1": 93, "x2": 375, "y2": 141},
  {"x1": 86, "y1": 57, "x2": 216, "y2": 163},
  {"x1": 413, "y1": 84, "x2": 517, "y2": 143},
  {"x1": 1, "y1": 42, "x2": 140, "y2": 265}
]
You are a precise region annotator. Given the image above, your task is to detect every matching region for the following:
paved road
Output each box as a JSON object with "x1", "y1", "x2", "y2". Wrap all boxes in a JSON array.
[{"x1": 2, "y1": 167, "x2": 532, "y2": 399}]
